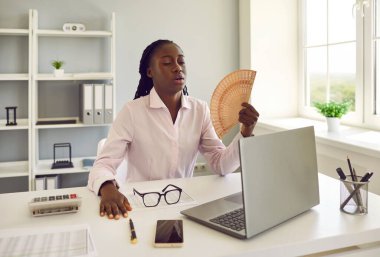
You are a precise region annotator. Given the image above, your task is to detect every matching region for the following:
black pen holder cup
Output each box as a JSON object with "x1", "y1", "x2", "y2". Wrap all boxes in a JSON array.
[{"x1": 340, "y1": 175, "x2": 369, "y2": 215}]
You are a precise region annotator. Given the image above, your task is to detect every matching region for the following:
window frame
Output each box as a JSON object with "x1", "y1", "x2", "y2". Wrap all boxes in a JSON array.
[
  {"x1": 364, "y1": 0, "x2": 380, "y2": 129},
  {"x1": 298, "y1": 0, "x2": 380, "y2": 130}
]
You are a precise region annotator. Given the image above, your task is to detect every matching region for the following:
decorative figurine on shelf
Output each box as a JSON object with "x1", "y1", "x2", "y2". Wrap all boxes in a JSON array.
[
  {"x1": 62, "y1": 23, "x2": 86, "y2": 32},
  {"x1": 5, "y1": 106, "x2": 18, "y2": 126},
  {"x1": 51, "y1": 59, "x2": 65, "y2": 77},
  {"x1": 51, "y1": 143, "x2": 74, "y2": 169}
]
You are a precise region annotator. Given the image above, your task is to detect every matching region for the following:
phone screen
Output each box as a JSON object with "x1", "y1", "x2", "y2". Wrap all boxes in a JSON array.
[{"x1": 154, "y1": 220, "x2": 184, "y2": 247}]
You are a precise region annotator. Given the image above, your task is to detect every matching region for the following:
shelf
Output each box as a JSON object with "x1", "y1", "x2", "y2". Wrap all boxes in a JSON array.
[
  {"x1": 0, "y1": 119, "x2": 29, "y2": 130},
  {"x1": 0, "y1": 10, "x2": 116, "y2": 192},
  {"x1": 0, "y1": 73, "x2": 29, "y2": 81},
  {"x1": 0, "y1": 28, "x2": 29, "y2": 36},
  {"x1": 36, "y1": 72, "x2": 113, "y2": 81},
  {"x1": 35, "y1": 122, "x2": 111, "y2": 129},
  {"x1": 0, "y1": 161, "x2": 29, "y2": 178},
  {"x1": 37, "y1": 29, "x2": 112, "y2": 37},
  {"x1": 34, "y1": 157, "x2": 94, "y2": 176}
]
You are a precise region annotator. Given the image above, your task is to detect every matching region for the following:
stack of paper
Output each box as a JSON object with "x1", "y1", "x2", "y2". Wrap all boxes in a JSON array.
[{"x1": 0, "y1": 224, "x2": 96, "y2": 257}]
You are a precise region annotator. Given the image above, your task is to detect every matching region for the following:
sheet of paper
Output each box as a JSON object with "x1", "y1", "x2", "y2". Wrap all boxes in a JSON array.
[
  {"x1": 125, "y1": 188, "x2": 196, "y2": 209},
  {"x1": 0, "y1": 224, "x2": 96, "y2": 257}
]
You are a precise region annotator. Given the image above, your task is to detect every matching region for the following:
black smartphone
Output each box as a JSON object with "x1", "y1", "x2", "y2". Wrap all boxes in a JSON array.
[{"x1": 154, "y1": 219, "x2": 184, "y2": 247}]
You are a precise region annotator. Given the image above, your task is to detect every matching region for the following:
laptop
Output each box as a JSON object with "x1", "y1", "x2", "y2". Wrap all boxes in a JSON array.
[{"x1": 181, "y1": 126, "x2": 320, "y2": 239}]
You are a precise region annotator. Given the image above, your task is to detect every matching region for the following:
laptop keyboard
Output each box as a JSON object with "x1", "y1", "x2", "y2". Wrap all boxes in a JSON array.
[{"x1": 209, "y1": 208, "x2": 245, "y2": 231}]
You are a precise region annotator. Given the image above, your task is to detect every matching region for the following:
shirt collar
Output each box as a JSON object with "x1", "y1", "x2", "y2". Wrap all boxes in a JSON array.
[{"x1": 149, "y1": 87, "x2": 191, "y2": 109}]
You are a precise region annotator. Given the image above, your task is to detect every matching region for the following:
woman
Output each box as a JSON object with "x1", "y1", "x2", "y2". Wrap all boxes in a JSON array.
[{"x1": 88, "y1": 39, "x2": 259, "y2": 219}]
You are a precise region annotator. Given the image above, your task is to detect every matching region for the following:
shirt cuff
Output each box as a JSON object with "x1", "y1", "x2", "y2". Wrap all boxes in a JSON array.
[{"x1": 90, "y1": 175, "x2": 119, "y2": 196}]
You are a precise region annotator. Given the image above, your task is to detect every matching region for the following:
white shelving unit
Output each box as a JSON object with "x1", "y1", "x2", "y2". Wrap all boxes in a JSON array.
[
  {"x1": 37, "y1": 30, "x2": 112, "y2": 37},
  {"x1": 30, "y1": 10, "x2": 116, "y2": 190},
  {"x1": 0, "y1": 28, "x2": 29, "y2": 36},
  {"x1": 34, "y1": 157, "x2": 93, "y2": 176},
  {"x1": 0, "y1": 10, "x2": 116, "y2": 192},
  {"x1": 0, "y1": 161, "x2": 29, "y2": 178},
  {"x1": 36, "y1": 72, "x2": 114, "y2": 81},
  {"x1": 0, "y1": 10, "x2": 33, "y2": 191},
  {"x1": 0, "y1": 74, "x2": 29, "y2": 81}
]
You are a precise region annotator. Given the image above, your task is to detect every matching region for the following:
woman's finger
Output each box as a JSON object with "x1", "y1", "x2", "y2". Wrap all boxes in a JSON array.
[
  {"x1": 105, "y1": 203, "x2": 113, "y2": 219},
  {"x1": 124, "y1": 197, "x2": 132, "y2": 211},
  {"x1": 99, "y1": 202, "x2": 106, "y2": 216},
  {"x1": 111, "y1": 202, "x2": 120, "y2": 220},
  {"x1": 117, "y1": 199, "x2": 128, "y2": 218},
  {"x1": 241, "y1": 103, "x2": 259, "y2": 116}
]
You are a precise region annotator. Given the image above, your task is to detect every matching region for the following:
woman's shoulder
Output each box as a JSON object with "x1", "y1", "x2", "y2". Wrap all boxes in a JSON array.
[
  {"x1": 115, "y1": 96, "x2": 148, "y2": 119},
  {"x1": 122, "y1": 95, "x2": 149, "y2": 109}
]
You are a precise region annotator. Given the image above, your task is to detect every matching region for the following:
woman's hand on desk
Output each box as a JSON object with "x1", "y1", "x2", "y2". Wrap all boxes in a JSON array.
[{"x1": 99, "y1": 181, "x2": 132, "y2": 219}]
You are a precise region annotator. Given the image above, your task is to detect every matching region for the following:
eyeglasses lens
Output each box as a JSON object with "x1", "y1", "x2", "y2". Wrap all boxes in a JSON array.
[
  {"x1": 165, "y1": 190, "x2": 181, "y2": 204},
  {"x1": 143, "y1": 193, "x2": 160, "y2": 207}
]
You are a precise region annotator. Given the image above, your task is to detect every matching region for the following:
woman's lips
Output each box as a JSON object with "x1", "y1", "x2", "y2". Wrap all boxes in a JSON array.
[
  {"x1": 174, "y1": 75, "x2": 185, "y2": 81},
  {"x1": 174, "y1": 76, "x2": 185, "y2": 85}
]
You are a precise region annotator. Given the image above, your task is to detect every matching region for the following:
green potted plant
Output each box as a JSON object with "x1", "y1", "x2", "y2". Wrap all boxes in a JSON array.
[
  {"x1": 51, "y1": 59, "x2": 65, "y2": 77},
  {"x1": 314, "y1": 101, "x2": 351, "y2": 132}
]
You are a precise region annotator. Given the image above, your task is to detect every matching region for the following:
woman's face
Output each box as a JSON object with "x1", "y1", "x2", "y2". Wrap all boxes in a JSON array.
[{"x1": 147, "y1": 43, "x2": 186, "y2": 96}]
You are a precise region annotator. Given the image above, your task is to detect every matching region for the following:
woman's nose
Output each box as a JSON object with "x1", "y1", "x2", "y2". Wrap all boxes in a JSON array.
[{"x1": 173, "y1": 62, "x2": 182, "y2": 72}]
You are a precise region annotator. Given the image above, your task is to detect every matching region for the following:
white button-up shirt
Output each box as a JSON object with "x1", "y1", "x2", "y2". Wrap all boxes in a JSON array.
[{"x1": 88, "y1": 88, "x2": 241, "y2": 195}]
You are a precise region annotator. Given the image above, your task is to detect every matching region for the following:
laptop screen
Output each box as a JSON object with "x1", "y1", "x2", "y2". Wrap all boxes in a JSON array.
[{"x1": 239, "y1": 126, "x2": 320, "y2": 238}]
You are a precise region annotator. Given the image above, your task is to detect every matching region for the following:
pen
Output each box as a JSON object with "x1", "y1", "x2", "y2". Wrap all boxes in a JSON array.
[
  {"x1": 346, "y1": 157, "x2": 362, "y2": 209},
  {"x1": 129, "y1": 218, "x2": 138, "y2": 244},
  {"x1": 340, "y1": 172, "x2": 373, "y2": 211},
  {"x1": 337, "y1": 167, "x2": 360, "y2": 205},
  {"x1": 336, "y1": 167, "x2": 346, "y2": 180},
  {"x1": 352, "y1": 168, "x2": 364, "y2": 210},
  {"x1": 347, "y1": 156, "x2": 356, "y2": 181},
  {"x1": 363, "y1": 172, "x2": 373, "y2": 182}
]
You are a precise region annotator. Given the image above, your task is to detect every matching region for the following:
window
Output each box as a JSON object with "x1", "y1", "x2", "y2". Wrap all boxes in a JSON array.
[
  {"x1": 300, "y1": 0, "x2": 380, "y2": 128},
  {"x1": 370, "y1": 0, "x2": 380, "y2": 119}
]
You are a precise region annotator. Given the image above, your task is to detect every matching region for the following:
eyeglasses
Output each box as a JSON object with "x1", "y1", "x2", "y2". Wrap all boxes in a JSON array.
[{"x1": 133, "y1": 184, "x2": 183, "y2": 207}]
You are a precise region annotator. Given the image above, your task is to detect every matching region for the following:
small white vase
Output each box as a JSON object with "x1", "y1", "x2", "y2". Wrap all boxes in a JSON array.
[
  {"x1": 326, "y1": 117, "x2": 340, "y2": 132},
  {"x1": 54, "y1": 69, "x2": 64, "y2": 77}
]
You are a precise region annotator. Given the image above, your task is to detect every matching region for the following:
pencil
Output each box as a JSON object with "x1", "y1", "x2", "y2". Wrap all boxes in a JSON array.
[{"x1": 129, "y1": 218, "x2": 138, "y2": 244}]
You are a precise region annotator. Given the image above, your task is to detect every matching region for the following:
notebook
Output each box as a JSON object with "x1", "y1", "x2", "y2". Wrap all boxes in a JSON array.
[{"x1": 181, "y1": 126, "x2": 320, "y2": 239}]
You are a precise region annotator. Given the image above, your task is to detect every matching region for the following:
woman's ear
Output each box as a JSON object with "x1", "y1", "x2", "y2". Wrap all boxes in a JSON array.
[{"x1": 147, "y1": 68, "x2": 153, "y2": 78}]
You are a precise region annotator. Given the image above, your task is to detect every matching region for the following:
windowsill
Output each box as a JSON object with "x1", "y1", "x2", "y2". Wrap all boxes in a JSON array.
[{"x1": 257, "y1": 117, "x2": 380, "y2": 158}]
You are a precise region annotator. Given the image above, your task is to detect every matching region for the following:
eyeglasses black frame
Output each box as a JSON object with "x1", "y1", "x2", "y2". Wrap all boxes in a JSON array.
[{"x1": 133, "y1": 184, "x2": 183, "y2": 207}]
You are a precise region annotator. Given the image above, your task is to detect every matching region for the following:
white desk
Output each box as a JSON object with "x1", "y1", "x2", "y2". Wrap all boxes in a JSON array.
[{"x1": 1, "y1": 173, "x2": 380, "y2": 257}]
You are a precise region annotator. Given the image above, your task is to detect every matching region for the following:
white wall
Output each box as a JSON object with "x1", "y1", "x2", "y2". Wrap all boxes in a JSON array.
[
  {"x1": 118, "y1": 0, "x2": 240, "y2": 109},
  {"x1": 1, "y1": 0, "x2": 298, "y2": 120},
  {"x1": 0, "y1": 0, "x2": 239, "y2": 112},
  {"x1": 239, "y1": 0, "x2": 299, "y2": 118},
  {"x1": 0, "y1": 0, "x2": 240, "y2": 162}
]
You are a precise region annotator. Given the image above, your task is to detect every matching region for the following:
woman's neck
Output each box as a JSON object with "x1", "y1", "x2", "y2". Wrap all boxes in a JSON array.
[{"x1": 157, "y1": 91, "x2": 182, "y2": 123}]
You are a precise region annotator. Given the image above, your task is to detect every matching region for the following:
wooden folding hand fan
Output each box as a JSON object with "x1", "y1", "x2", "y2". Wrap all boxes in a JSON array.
[{"x1": 210, "y1": 69, "x2": 256, "y2": 138}]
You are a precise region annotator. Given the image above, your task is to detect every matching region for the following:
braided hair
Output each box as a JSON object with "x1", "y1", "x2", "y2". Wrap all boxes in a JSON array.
[{"x1": 133, "y1": 39, "x2": 189, "y2": 100}]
